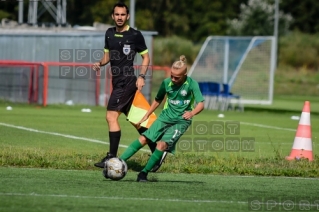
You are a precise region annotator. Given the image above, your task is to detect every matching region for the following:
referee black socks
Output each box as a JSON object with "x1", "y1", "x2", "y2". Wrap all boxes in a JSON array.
[{"x1": 109, "y1": 131, "x2": 121, "y2": 156}]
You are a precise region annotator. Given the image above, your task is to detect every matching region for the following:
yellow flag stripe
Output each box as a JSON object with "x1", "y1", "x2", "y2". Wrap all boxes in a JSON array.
[{"x1": 127, "y1": 91, "x2": 157, "y2": 129}]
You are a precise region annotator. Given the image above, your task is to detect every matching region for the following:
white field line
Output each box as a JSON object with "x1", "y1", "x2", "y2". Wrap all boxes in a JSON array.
[
  {"x1": 239, "y1": 122, "x2": 296, "y2": 132},
  {"x1": 0, "y1": 122, "x2": 150, "y2": 152},
  {"x1": 239, "y1": 122, "x2": 297, "y2": 145},
  {"x1": 0, "y1": 192, "x2": 246, "y2": 204},
  {"x1": 0, "y1": 193, "x2": 318, "y2": 208},
  {"x1": 0, "y1": 121, "x2": 301, "y2": 147}
]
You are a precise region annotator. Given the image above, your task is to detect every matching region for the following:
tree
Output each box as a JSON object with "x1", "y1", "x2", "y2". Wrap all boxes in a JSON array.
[
  {"x1": 227, "y1": 0, "x2": 292, "y2": 36},
  {"x1": 281, "y1": 0, "x2": 319, "y2": 33},
  {"x1": 0, "y1": 1, "x2": 18, "y2": 20},
  {"x1": 134, "y1": 0, "x2": 246, "y2": 41},
  {"x1": 68, "y1": 0, "x2": 101, "y2": 26}
]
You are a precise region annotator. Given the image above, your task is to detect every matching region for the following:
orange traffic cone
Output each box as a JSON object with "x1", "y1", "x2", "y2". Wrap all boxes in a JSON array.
[{"x1": 286, "y1": 101, "x2": 313, "y2": 161}]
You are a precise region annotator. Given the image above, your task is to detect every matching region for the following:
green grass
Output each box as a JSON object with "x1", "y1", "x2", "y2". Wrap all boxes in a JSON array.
[
  {"x1": 153, "y1": 36, "x2": 201, "y2": 66},
  {"x1": 274, "y1": 64, "x2": 319, "y2": 96},
  {"x1": 1, "y1": 101, "x2": 319, "y2": 173},
  {"x1": 1, "y1": 167, "x2": 319, "y2": 212},
  {"x1": 245, "y1": 95, "x2": 319, "y2": 114},
  {"x1": 1, "y1": 100, "x2": 319, "y2": 211}
]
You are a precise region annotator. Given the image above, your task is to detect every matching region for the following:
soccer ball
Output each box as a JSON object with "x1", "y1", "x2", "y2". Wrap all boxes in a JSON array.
[{"x1": 103, "y1": 157, "x2": 128, "y2": 181}]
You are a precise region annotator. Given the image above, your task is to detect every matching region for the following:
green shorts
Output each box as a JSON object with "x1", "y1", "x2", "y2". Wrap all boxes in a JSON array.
[{"x1": 142, "y1": 119, "x2": 191, "y2": 154}]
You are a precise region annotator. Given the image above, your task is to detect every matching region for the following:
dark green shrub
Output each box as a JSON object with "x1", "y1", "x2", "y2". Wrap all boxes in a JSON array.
[{"x1": 153, "y1": 36, "x2": 201, "y2": 66}]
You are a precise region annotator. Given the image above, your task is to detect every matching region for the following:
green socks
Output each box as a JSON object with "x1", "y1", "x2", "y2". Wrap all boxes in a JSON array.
[
  {"x1": 142, "y1": 149, "x2": 164, "y2": 173},
  {"x1": 120, "y1": 139, "x2": 143, "y2": 161},
  {"x1": 120, "y1": 140, "x2": 164, "y2": 174}
]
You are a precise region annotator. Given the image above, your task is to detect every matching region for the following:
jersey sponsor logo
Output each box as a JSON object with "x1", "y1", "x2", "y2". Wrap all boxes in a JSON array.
[
  {"x1": 169, "y1": 99, "x2": 191, "y2": 105},
  {"x1": 123, "y1": 44, "x2": 131, "y2": 55},
  {"x1": 180, "y1": 90, "x2": 187, "y2": 96}
]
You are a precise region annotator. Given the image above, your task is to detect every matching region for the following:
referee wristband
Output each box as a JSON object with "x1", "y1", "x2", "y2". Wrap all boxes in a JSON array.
[{"x1": 138, "y1": 74, "x2": 145, "y2": 79}]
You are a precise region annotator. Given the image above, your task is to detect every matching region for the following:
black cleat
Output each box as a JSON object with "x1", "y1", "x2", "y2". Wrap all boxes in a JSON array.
[
  {"x1": 137, "y1": 171, "x2": 148, "y2": 182},
  {"x1": 151, "y1": 151, "x2": 168, "y2": 172},
  {"x1": 94, "y1": 152, "x2": 115, "y2": 168}
]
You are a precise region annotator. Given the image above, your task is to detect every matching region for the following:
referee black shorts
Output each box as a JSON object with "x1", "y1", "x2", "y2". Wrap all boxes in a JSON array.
[{"x1": 107, "y1": 75, "x2": 137, "y2": 115}]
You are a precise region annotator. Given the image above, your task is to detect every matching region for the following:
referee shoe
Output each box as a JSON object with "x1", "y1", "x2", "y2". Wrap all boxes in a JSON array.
[{"x1": 94, "y1": 152, "x2": 115, "y2": 168}]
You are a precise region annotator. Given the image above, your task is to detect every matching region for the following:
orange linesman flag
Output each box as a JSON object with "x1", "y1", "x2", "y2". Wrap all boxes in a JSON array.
[{"x1": 127, "y1": 91, "x2": 157, "y2": 128}]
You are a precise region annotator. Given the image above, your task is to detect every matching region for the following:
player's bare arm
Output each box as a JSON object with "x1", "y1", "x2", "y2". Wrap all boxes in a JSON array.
[
  {"x1": 136, "y1": 52, "x2": 150, "y2": 90},
  {"x1": 137, "y1": 99, "x2": 161, "y2": 126},
  {"x1": 93, "y1": 52, "x2": 110, "y2": 71},
  {"x1": 182, "y1": 101, "x2": 204, "y2": 120}
]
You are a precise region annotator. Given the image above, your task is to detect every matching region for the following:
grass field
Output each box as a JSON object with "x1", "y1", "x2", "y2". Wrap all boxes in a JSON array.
[
  {"x1": 1, "y1": 167, "x2": 319, "y2": 212},
  {"x1": 1, "y1": 98, "x2": 319, "y2": 211}
]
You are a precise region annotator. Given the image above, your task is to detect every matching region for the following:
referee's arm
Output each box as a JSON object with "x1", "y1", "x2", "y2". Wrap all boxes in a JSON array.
[
  {"x1": 139, "y1": 52, "x2": 150, "y2": 76},
  {"x1": 136, "y1": 52, "x2": 150, "y2": 90},
  {"x1": 93, "y1": 51, "x2": 110, "y2": 71},
  {"x1": 99, "y1": 50, "x2": 110, "y2": 66}
]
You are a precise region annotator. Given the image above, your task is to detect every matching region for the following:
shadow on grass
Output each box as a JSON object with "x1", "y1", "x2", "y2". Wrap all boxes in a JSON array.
[
  {"x1": 103, "y1": 174, "x2": 204, "y2": 183},
  {"x1": 104, "y1": 179, "x2": 204, "y2": 183},
  {"x1": 126, "y1": 160, "x2": 145, "y2": 172},
  {"x1": 155, "y1": 180, "x2": 204, "y2": 184}
]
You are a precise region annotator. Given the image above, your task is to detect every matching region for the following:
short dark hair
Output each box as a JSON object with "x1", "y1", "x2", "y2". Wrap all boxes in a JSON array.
[{"x1": 112, "y1": 2, "x2": 129, "y2": 14}]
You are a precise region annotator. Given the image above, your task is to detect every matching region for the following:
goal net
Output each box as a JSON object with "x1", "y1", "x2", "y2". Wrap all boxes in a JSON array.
[
  {"x1": 0, "y1": 60, "x2": 170, "y2": 106},
  {"x1": 0, "y1": 65, "x2": 32, "y2": 103},
  {"x1": 188, "y1": 36, "x2": 276, "y2": 105},
  {"x1": 0, "y1": 61, "x2": 100, "y2": 106}
]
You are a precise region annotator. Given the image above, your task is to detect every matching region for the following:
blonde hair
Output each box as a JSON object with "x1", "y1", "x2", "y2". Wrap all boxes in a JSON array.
[{"x1": 172, "y1": 55, "x2": 187, "y2": 72}]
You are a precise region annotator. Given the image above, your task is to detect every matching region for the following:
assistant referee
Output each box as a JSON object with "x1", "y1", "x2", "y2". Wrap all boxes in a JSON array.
[{"x1": 93, "y1": 2, "x2": 166, "y2": 171}]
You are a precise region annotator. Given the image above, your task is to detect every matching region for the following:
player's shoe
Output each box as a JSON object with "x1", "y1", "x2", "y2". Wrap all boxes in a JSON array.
[
  {"x1": 137, "y1": 171, "x2": 148, "y2": 182},
  {"x1": 94, "y1": 152, "x2": 115, "y2": 168},
  {"x1": 151, "y1": 151, "x2": 168, "y2": 172}
]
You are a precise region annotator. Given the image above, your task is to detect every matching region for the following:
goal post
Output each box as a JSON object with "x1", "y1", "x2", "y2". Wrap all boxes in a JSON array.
[{"x1": 188, "y1": 36, "x2": 276, "y2": 105}]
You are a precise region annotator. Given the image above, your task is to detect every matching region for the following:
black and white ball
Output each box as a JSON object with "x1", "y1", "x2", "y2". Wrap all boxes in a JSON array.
[{"x1": 103, "y1": 157, "x2": 128, "y2": 181}]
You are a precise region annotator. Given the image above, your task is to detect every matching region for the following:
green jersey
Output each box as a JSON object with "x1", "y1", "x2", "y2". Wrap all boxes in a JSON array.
[{"x1": 155, "y1": 76, "x2": 204, "y2": 122}]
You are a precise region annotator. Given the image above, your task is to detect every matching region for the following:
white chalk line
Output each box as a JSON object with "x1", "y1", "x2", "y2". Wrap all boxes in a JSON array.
[
  {"x1": 208, "y1": 120, "x2": 296, "y2": 145},
  {"x1": 0, "y1": 121, "x2": 304, "y2": 147},
  {"x1": 0, "y1": 192, "x2": 246, "y2": 204},
  {"x1": 0, "y1": 193, "x2": 317, "y2": 208},
  {"x1": 239, "y1": 122, "x2": 296, "y2": 132},
  {"x1": 0, "y1": 122, "x2": 150, "y2": 152}
]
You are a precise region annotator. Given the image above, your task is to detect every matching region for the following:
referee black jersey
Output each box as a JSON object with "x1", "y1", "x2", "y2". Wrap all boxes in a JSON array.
[{"x1": 104, "y1": 26, "x2": 148, "y2": 78}]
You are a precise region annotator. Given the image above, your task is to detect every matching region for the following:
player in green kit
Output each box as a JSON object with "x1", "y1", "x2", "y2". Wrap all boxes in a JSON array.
[{"x1": 118, "y1": 55, "x2": 205, "y2": 182}]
